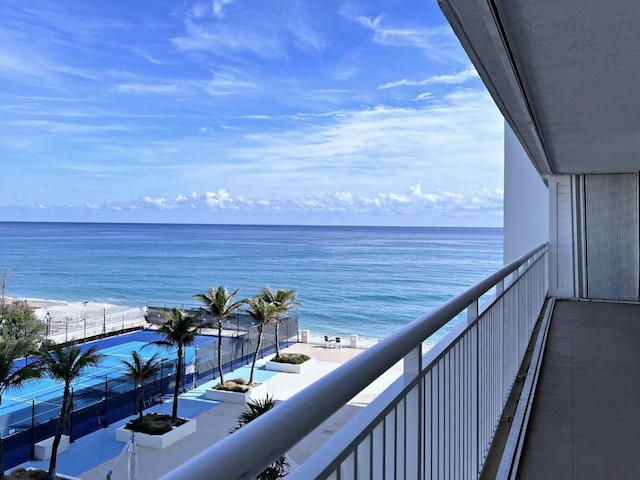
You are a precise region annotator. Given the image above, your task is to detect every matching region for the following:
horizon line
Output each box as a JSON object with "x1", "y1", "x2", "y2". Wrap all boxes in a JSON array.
[{"x1": 0, "y1": 220, "x2": 504, "y2": 230}]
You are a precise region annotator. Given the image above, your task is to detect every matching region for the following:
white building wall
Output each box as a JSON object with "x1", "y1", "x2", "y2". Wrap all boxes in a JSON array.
[
  {"x1": 546, "y1": 173, "x2": 640, "y2": 300},
  {"x1": 503, "y1": 123, "x2": 549, "y2": 264},
  {"x1": 548, "y1": 176, "x2": 576, "y2": 298}
]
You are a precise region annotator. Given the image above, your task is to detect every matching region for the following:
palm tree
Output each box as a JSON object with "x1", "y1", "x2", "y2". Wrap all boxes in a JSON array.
[
  {"x1": 34, "y1": 344, "x2": 102, "y2": 480},
  {"x1": 120, "y1": 351, "x2": 161, "y2": 420},
  {"x1": 258, "y1": 287, "x2": 301, "y2": 358},
  {"x1": 193, "y1": 286, "x2": 247, "y2": 386},
  {"x1": 244, "y1": 297, "x2": 277, "y2": 385},
  {"x1": 231, "y1": 394, "x2": 289, "y2": 480},
  {"x1": 150, "y1": 308, "x2": 207, "y2": 424},
  {"x1": 0, "y1": 340, "x2": 42, "y2": 479}
]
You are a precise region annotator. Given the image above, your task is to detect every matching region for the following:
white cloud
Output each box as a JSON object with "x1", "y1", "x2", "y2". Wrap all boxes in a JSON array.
[
  {"x1": 204, "y1": 69, "x2": 257, "y2": 95},
  {"x1": 379, "y1": 66, "x2": 478, "y2": 89},
  {"x1": 354, "y1": 15, "x2": 465, "y2": 63},
  {"x1": 427, "y1": 66, "x2": 479, "y2": 84},
  {"x1": 116, "y1": 83, "x2": 187, "y2": 96},
  {"x1": 171, "y1": 19, "x2": 287, "y2": 59},
  {"x1": 0, "y1": 48, "x2": 96, "y2": 85},
  {"x1": 143, "y1": 196, "x2": 173, "y2": 210},
  {"x1": 414, "y1": 92, "x2": 433, "y2": 101},
  {"x1": 217, "y1": 88, "x2": 502, "y2": 196},
  {"x1": 213, "y1": 0, "x2": 236, "y2": 18},
  {"x1": 334, "y1": 192, "x2": 353, "y2": 204},
  {"x1": 38, "y1": 184, "x2": 502, "y2": 223}
]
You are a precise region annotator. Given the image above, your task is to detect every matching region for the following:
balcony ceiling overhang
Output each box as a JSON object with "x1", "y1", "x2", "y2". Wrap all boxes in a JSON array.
[{"x1": 438, "y1": 0, "x2": 640, "y2": 177}]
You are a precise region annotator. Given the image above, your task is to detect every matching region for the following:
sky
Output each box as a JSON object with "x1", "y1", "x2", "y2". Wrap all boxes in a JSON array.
[{"x1": 0, "y1": 0, "x2": 505, "y2": 227}]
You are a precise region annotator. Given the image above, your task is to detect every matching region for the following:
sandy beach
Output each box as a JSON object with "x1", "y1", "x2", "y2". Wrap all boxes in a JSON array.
[{"x1": 9, "y1": 297, "x2": 142, "y2": 320}]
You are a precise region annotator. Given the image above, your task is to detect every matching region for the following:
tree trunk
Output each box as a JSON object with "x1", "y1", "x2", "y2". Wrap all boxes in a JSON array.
[
  {"x1": 172, "y1": 345, "x2": 182, "y2": 424},
  {"x1": 47, "y1": 387, "x2": 70, "y2": 480},
  {"x1": 274, "y1": 322, "x2": 280, "y2": 357},
  {"x1": 217, "y1": 322, "x2": 224, "y2": 385},
  {"x1": 249, "y1": 326, "x2": 263, "y2": 384},
  {"x1": 138, "y1": 383, "x2": 144, "y2": 420}
]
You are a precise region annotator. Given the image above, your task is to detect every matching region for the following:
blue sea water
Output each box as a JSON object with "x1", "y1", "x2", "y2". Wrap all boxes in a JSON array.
[{"x1": 0, "y1": 222, "x2": 503, "y2": 340}]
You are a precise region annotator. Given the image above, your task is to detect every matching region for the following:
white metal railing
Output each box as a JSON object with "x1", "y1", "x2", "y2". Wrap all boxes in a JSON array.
[{"x1": 161, "y1": 243, "x2": 548, "y2": 480}]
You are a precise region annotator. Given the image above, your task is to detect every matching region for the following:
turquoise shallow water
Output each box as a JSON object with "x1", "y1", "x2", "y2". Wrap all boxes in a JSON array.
[{"x1": 0, "y1": 222, "x2": 503, "y2": 340}]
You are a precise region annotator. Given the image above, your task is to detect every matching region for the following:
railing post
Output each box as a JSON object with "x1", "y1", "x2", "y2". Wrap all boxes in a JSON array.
[
  {"x1": 403, "y1": 346, "x2": 423, "y2": 479},
  {"x1": 467, "y1": 300, "x2": 479, "y2": 322},
  {"x1": 403, "y1": 345, "x2": 422, "y2": 376}
]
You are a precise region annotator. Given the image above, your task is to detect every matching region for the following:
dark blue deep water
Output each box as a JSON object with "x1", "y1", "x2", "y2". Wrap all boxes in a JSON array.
[{"x1": 0, "y1": 222, "x2": 503, "y2": 339}]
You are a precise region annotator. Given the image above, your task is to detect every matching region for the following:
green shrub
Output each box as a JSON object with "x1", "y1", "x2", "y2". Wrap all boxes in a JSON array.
[
  {"x1": 6, "y1": 468, "x2": 47, "y2": 479},
  {"x1": 271, "y1": 353, "x2": 311, "y2": 365},
  {"x1": 214, "y1": 378, "x2": 256, "y2": 392},
  {"x1": 125, "y1": 412, "x2": 186, "y2": 435},
  {"x1": 6, "y1": 468, "x2": 72, "y2": 479}
]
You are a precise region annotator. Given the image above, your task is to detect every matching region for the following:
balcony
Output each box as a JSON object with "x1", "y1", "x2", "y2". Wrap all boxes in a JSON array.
[
  {"x1": 161, "y1": 244, "x2": 549, "y2": 479},
  {"x1": 512, "y1": 300, "x2": 640, "y2": 479}
]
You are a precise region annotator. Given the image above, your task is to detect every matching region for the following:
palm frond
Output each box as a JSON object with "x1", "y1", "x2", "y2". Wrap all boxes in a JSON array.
[
  {"x1": 244, "y1": 297, "x2": 278, "y2": 325},
  {"x1": 0, "y1": 340, "x2": 43, "y2": 398},
  {"x1": 35, "y1": 344, "x2": 103, "y2": 382},
  {"x1": 231, "y1": 394, "x2": 277, "y2": 432},
  {"x1": 193, "y1": 286, "x2": 247, "y2": 326}
]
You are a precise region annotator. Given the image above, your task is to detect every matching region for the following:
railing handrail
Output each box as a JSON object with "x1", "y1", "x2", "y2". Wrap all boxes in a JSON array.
[{"x1": 160, "y1": 242, "x2": 549, "y2": 480}]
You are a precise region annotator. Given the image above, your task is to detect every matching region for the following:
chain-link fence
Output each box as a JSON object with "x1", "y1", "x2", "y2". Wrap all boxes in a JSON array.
[{"x1": 39, "y1": 306, "x2": 147, "y2": 344}]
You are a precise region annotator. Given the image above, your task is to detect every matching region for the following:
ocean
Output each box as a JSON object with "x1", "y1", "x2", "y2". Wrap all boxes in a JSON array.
[{"x1": 0, "y1": 222, "x2": 503, "y2": 341}]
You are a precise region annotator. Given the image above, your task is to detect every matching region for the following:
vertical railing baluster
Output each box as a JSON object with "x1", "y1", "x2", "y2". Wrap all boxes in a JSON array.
[
  {"x1": 404, "y1": 346, "x2": 422, "y2": 479},
  {"x1": 372, "y1": 423, "x2": 384, "y2": 480},
  {"x1": 384, "y1": 411, "x2": 395, "y2": 479},
  {"x1": 439, "y1": 361, "x2": 445, "y2": 480},
  {"x1": 471, "y1": 323, "x2": 479, "y2": 477},
  {"x1": 424, "y1": 370, "x2": 432, "y2": 480},
  {"x1": 357, "y1": 437, "x2": 371, "y2": 479}
]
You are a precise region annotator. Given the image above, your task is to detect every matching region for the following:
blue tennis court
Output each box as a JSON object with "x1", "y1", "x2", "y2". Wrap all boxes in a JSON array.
[
  {"x1": 0, "y1": 331, "x2": 221, "y2": 433},
  {"x1": 0, "y1": 327, "x2": 289, "y2": 471}
]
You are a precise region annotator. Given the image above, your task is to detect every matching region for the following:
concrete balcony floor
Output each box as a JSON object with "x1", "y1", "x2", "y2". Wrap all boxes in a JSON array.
[{"x1": 517, "y1": 300, "x2": 640, "y2": 479}]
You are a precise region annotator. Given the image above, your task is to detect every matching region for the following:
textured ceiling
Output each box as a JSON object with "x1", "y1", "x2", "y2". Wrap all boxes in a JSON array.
[{"x1": 439, "y1": 0, "x2": 640, "y2": 176}]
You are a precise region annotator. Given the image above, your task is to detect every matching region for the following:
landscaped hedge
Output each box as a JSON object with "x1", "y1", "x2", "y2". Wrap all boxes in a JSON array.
[
  {"x1": 125, "y1": 413, "x2": 186, "y2": 435},
  {"x1": 271, "y1": 353, "x2": 311, "y2": 365}
]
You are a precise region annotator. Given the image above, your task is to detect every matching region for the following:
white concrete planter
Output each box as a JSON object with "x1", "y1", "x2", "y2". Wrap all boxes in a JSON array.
[
  {"x1": 116, "y1": 418, "x2": 197, "y2": 449},
  {"x1": 34, "y1": 434, "x2": 69, "y2": 460},
  {"x1": 265, "y1": 357, "x2": 316, "y2": 374},
  {"x1": 205, "y1": 381, "x2": 269, "y2": 404}
]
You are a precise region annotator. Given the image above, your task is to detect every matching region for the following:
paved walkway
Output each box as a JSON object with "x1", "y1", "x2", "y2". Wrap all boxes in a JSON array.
[{"x1": 12, "y1": 343, "x2": 402, "y2": 480}]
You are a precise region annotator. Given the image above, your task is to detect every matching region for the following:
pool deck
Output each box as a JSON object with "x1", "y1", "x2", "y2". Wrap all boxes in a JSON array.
[{"x1": 10, "y1": 343, "x2": 402, "y2": 479}]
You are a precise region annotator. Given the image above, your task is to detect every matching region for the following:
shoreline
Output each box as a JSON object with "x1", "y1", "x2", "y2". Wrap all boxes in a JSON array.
[
  {"x1": 6, "y1": 296, "x2": 71, "y2": 308},
  {"x1": 7, "y1": 296, "x2": 142, "y2": 320},
  {"x1": 7, "y1": 296, "x2": 383, "y2": 348}
]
